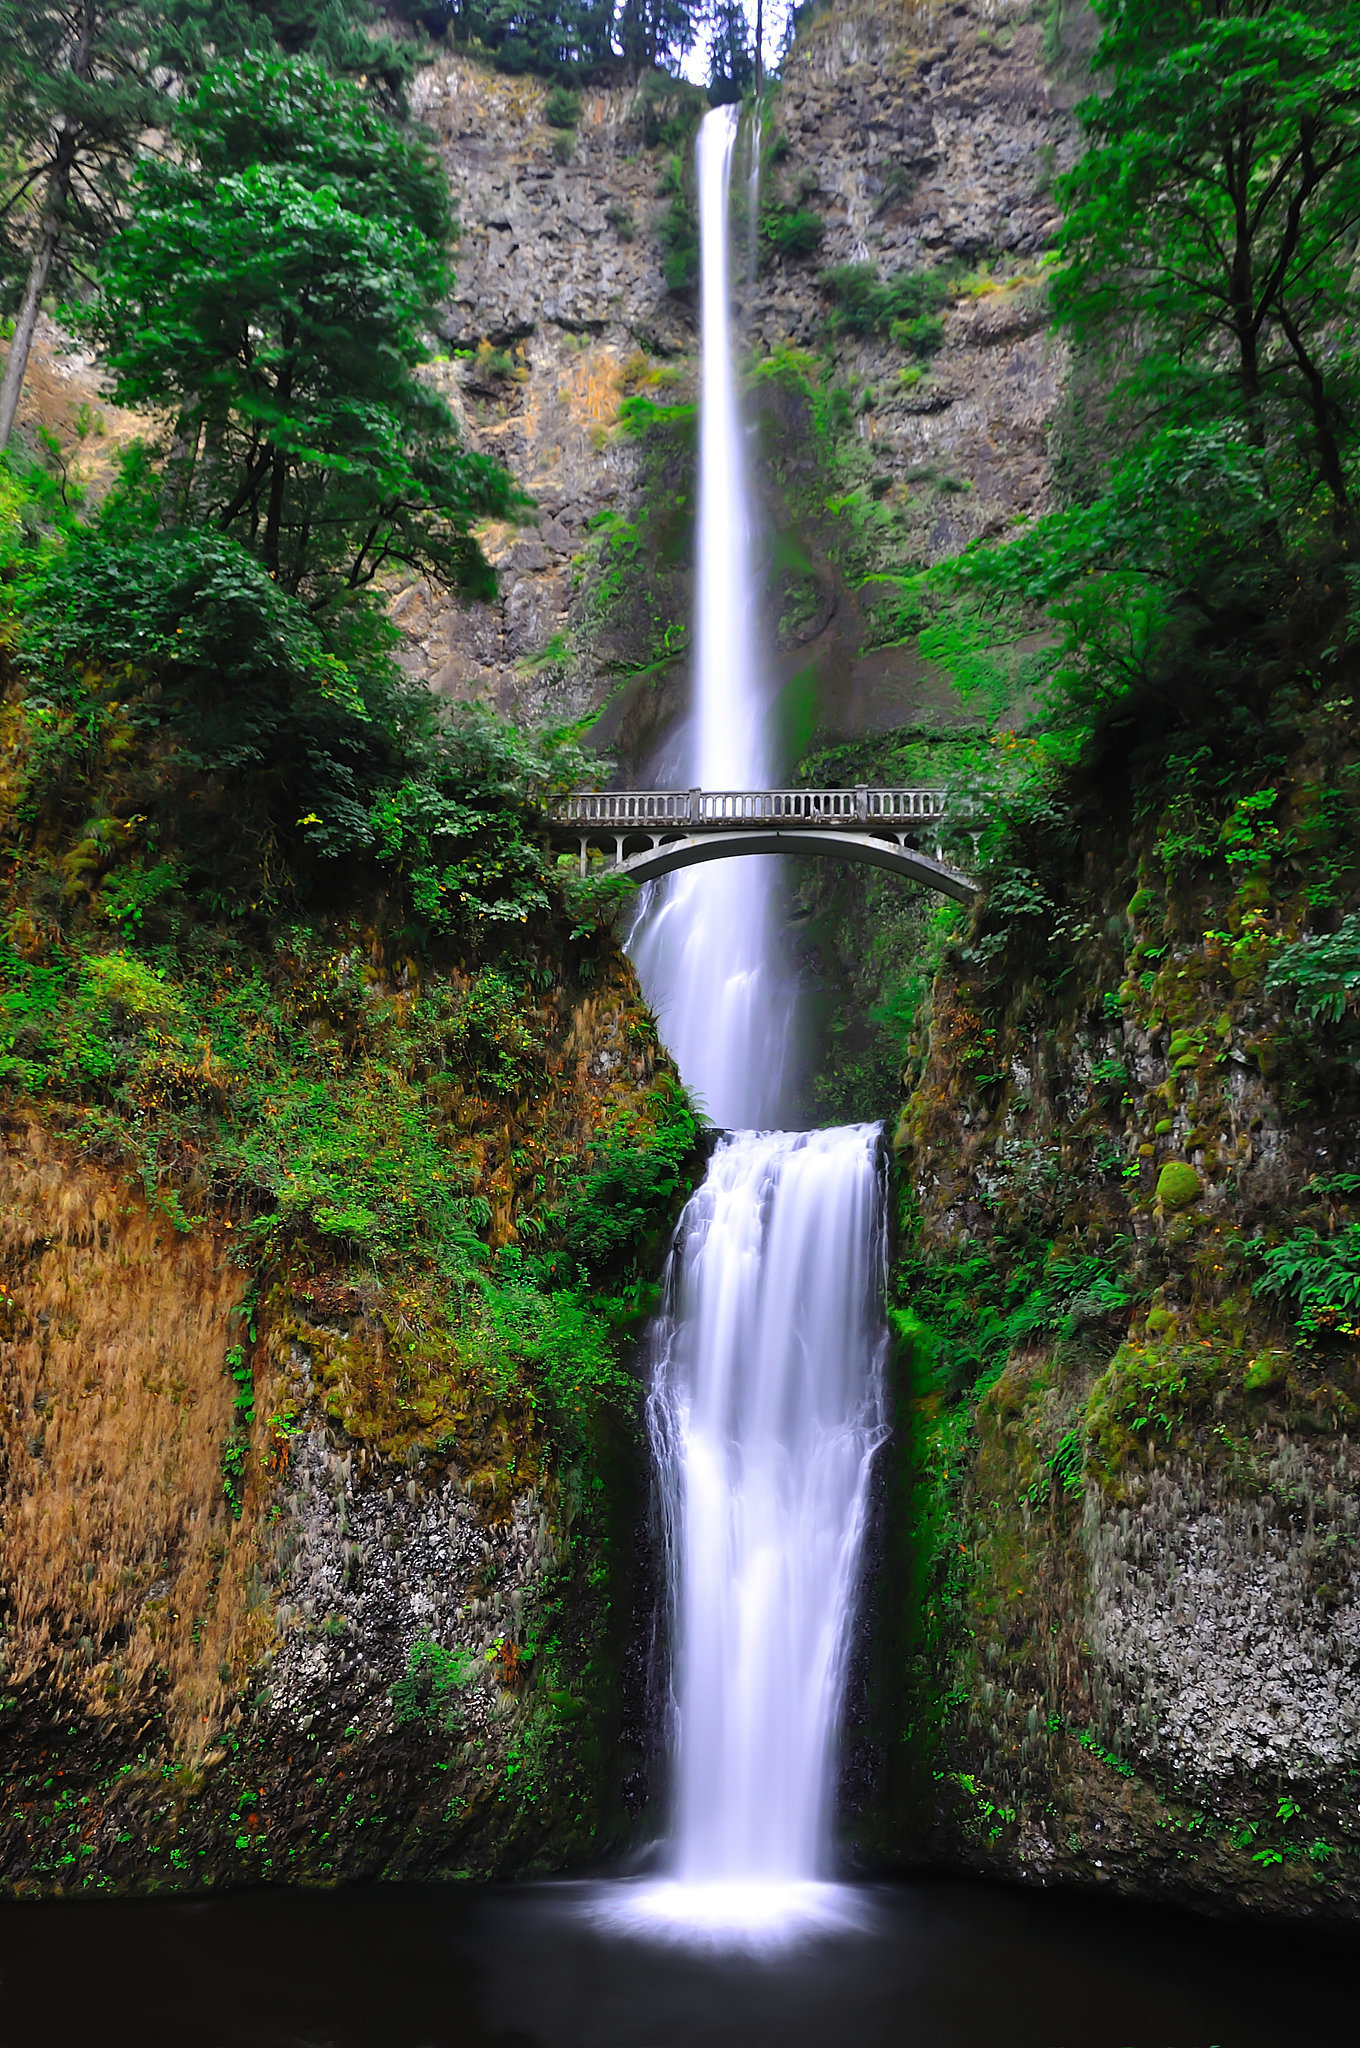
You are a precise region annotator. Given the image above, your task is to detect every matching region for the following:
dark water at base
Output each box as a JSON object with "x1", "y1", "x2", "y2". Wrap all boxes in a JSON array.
[{"x1": 1, "y1": 1875, "x2": 1354, "y2": 2048}]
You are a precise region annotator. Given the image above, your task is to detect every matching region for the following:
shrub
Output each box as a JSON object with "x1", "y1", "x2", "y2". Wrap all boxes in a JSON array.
[
  {"x1": 554, "y1": 1132, "x2": 693, "y2": 1282},
  {"x1": 1252, "y1": 1226, "x2": 1360, "y2": 1337},
  {"x1": 821, "y1": 261, "x2": 948, "y2": 347},
  {"x1": 543, "y1": 85, "x2": 580, "y2": 128},
  {"x1": 19, "y1": 524, "x2": 590, "y2": 936},
  {"x1": 632, "y1": 71, "x2": 706, "y2": 151},
  {"x1": 390, "y1": 1638, "x2": 478, "y2": 1729},
  {"x1": 763, "y1": 206, "x2": 824, "y2": 259},
  {"x1": 1265, "y1": 914, "x2": 1360, "y2": 1025},
  {"x1": 656, "y1": 177, "x2": 699, "y2": 292}
]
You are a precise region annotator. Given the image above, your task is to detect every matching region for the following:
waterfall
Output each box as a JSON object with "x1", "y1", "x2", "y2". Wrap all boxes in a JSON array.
[
  {"x1": 608, "y1": 107, "x2": 887, "y2": 1946},
  {"x1": 628, "y1": 103, "x2": 791, "y2": 1131},
  {"x1": 652, "y1": 1127, "x2": 887, "y2": 1889}
]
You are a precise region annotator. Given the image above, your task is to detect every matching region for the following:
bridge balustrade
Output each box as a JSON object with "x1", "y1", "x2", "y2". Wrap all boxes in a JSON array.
[{"x1": 550, "y1": 785, "x2": 949, "y2": 829}]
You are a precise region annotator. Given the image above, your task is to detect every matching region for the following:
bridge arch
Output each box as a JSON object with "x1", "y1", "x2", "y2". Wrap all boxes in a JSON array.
[
  {"x1": 549, "y1": 787, "x2": 979, "y2": 902},
  {"x1": 592, "y1": 828, "x2": 977, "y2": 901}
]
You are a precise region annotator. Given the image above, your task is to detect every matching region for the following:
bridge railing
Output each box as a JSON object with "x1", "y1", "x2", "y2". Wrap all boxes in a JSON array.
[{"x1": 550, "y1": 786, "x2": 949, "y2": 829}]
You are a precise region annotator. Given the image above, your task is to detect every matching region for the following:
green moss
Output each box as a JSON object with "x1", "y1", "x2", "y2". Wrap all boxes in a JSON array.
[{"x1": 1155, "y1": 1161, "x2": 1201, "y2": 1209}]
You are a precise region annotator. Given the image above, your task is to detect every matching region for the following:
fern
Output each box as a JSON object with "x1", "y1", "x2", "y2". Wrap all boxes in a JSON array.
[
  {"x1": 1265, "y1": 913, "x2": 1360, "y2": 1025},
  {"x1": 1252, "y1": 1225, "x2": 1360, "y2": 1335}
]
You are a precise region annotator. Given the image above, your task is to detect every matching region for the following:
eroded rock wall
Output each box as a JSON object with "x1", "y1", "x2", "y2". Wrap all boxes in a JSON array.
[
  {"x1": 0, "y1": 965, "x2": 680, "y2": 1894},
  {"x1": 871, "y1": 675, "x2": 1360, "y2": 1916},
  {"x1": 397, "y1": 1, "x2": 1080, "y2": 760}
]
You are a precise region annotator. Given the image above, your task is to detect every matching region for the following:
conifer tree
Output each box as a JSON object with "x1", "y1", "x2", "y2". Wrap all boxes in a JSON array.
[{"x1": 0, "y1": 1, "x2": 166, "y2": 449}]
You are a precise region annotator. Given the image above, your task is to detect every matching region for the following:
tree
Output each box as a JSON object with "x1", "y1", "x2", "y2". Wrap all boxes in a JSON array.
[
  {"x1": 164, "y1": 0, "x2": 418, "y2": 110},
  {"x1": 1055, "y1": 0, "x2": 1360, "y2": 532},
  {"x1": 0, "y1": 1, "x2": 420, "y2": 452},
  {"x1": 414, "y1": 0, "x2": 621, "y2": 74},
  {"x1": 0, "y1": 1, "x2": 166, "y2": 450},
  {"x1": 707, "y1": 0, "x2": 753, "y2": 105},
  {"x1": 615, "y1": 0, "x2": 700, "y2": 73},
  {"x1": 84, "y1": 60, "x2": 520, "y2": 608}
]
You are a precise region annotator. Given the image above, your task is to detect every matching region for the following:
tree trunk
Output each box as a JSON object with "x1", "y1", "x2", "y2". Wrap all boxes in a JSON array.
[
  {"x1": 1276, "y1": 300, "x2": 1353, "y2": 532},
  {"x1": 159, "y1": 407, "x2": 202, "y2": 524},
  {"x1": 0, "y1": 130, "x2": 76, "y2": 452},
  {"x1": 755, "y1": 0, "x2": 764, "y2": 97}
]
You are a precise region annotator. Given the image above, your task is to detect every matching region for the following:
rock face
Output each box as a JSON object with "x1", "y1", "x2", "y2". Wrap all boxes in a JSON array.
[
  {"x1": 867, "y1": 674, "x2": 1360, "y2": 1916},
  {"x1": 397, "y1": 0, "x2": 1079, "y2": 761},
  {"x1": 0, "y1": 962, "x2": 682, "y2": 1894},
  {"x1": 752, "y1": 0, "x2": 1072, "y2": 557},
  {"x1": 1085, "y1": 1450, "x2": 1360, "y2": 1789}
]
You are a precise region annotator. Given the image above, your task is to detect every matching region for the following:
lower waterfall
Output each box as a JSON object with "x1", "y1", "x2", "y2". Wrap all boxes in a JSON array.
[{"x1": 603, "y1": 1126, "x2": 888, "y2": 1942}]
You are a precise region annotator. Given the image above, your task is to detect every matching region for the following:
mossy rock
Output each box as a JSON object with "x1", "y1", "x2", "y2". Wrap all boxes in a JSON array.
[{"x1": 1155, "y1": 1161, "x2": 1201, "y2": 1210}]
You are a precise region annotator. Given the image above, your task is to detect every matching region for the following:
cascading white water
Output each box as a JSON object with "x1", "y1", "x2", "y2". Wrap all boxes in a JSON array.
[
  {"x1": 603, "y1": 107, "x2": 888, "y2": 1948},
  {"x1": 652, "y1": 1126, "x2": 887, "y2": 1884},
  {"x1": 628, "y1": 103, "x2": 791, "y2": 1130}
]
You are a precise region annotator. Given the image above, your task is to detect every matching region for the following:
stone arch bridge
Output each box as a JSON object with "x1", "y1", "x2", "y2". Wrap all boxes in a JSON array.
[{"x1": 549, "y1": 787, "x2": 979, "y2": 902}]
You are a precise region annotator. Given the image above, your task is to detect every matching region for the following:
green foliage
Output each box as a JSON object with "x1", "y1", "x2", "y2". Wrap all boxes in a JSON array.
[
  {"x1": 631, "y1": 69, "x2": 707, "y2": 151},
  {"x1": 482, "y1": 1274, "x2": 638, "y2": 1438},
  {"x1": 1252, "y1": 1225, "x2": 1360, "y2": 1337},
  {"x1": 894, "y1": 1237, "x2": 1136, "y2": 1401},
  {"x1": 0, "y1": 2, "x2": 172, "y2": 318},
  {"x1": 170, "y1": 1, "x2": 417, "y2": 107},
  {"x1": 389, "y1": 1638, "x2": 477, "y2": 1729},
  {"x1": 560, "y1": 863, "x2": 638, "y2": 940},
  {"x1": 706, "y1": 0, "x2": 752, "y2": 103},
  {"x1": 1054, "y1": 0, "x2": 1360, "y2": 528},
  {"x1": 654, "y1": 154, "x2": 698, "y2": 292},
  {"x1": 550, "y1": 1106, "x2": 697, "y2": 1285},
  {"x1": 446, "y1": 969, "x2": 542, "y2": 1092},
  {"x1": 762, "y1": 206, "x2": 824, "y2": 261},
  {"x1": 1266, "y1": 914, "x2": 1360, "y2": 1026},
  {"x1": 542, "y1": 83, "x2": 580, "y2": 126},
  {"x1": 422, "y1": 1, "x2": 699, "y2": 83},
  {"x1": 17, "y1": 510, "x2": 591, "y2": 934},
  {"x1": 82, "y1": 58, "x2": 519, "y2": 607},
  {"x1": 820, "y1": 262, "x2": 948, "y2": 348}
]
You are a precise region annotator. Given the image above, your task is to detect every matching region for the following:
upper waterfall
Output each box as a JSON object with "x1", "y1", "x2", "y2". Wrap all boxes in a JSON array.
[{"x1": 629, "y1": 105, "x2": 793, "y2": 1130}]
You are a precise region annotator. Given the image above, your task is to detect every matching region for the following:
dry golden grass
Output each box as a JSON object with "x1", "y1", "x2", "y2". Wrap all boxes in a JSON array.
[{"x1": 0, "y1": 1115, "x2": 279, "y2": 1749}]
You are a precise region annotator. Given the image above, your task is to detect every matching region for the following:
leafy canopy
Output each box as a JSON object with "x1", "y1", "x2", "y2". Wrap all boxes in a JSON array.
[
  {"x1": 81, "y1": 57, "x2": 519, "y2": 606},
  {"x1": 920, "y1": 0, "x2": 1360, "y2": 763},
  {"x1": 1055, "y1": 0, "x2": 1360, "y2": 528}
]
